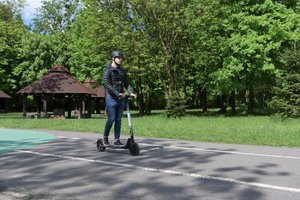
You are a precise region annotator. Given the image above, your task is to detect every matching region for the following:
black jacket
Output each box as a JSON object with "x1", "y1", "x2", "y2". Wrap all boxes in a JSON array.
[{"x1": 103, "y1": 63, "x2": 133, "y2": 99}]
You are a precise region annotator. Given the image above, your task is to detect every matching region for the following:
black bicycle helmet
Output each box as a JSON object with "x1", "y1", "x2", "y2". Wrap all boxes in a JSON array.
[{"x1": 111, "y1": 50, "x2": 123, "y2": 58}]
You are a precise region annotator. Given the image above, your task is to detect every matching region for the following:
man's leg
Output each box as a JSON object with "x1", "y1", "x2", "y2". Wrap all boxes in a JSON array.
[
  {"x1": 103, "y1": 98, "x2": 117, "y2": 145},
  {"x1": 114, "y1": 99, "x2": 125, "y2": 143}
]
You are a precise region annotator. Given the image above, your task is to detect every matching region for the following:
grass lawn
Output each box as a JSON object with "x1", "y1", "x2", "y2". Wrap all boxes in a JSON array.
[{"x1": 0, "y1": 111, "x2": 300, "y2": 147}]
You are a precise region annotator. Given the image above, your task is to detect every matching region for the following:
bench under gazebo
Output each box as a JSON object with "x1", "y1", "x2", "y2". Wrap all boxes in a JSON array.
[{"x1": 17, "y1": 65, "x2": 96, "y2": 119}]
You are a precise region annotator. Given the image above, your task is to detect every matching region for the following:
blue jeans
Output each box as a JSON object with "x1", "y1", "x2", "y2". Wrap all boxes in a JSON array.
[{"x1": 103, "y1": 97, "x2": 125, "y2": 139}]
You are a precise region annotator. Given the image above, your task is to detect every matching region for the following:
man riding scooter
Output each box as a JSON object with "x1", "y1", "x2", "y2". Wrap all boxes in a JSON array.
[{"x1": 102, "y1": 50, "x2": 136, "y2": 146}]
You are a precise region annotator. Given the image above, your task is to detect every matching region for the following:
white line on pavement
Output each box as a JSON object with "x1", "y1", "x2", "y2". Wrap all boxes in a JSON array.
[
  {"x1": 163, "y1": 145, "x2": 300, "y2": 160},
  {"x1": 139, "y1": 143, "x2": 300, "y2": 160},
  {"x1": 15, "y1": 150, "x2": 300, "y2": 194}
]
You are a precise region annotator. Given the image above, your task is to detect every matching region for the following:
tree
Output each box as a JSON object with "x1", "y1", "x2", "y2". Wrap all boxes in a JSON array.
[
  {"x1": 185, "y1": 0, "x2": 224, "y2": 112},
  {"x1": 271, "y1": 47, "x2": 300, "y2": 118},
  {"x1": 32, "y1": 0, "x2": 80, "y2": 34},
  {"x1": 13, "y1": 0, "x2": 81, "y2": 89},
  {"x1": 211, "y1": 0, "x2": 296, "y2": 113},
  {"x1": 13, "y1": 33, "x2": 55, "y2": 86},
  {"x1": 128, "y1": 0, "x2": 197, "y2": 116},
  {"x1": 32, "y1": 0, "x2": 81, "y2": 70},
  {"x1": 0, "y1": 0, "x2": 26, "y2": 91},
  {"x1": 67, "y1": 0, "x2": 116, "y2": 82}
]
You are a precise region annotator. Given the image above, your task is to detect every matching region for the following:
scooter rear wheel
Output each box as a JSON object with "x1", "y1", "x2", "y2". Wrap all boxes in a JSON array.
[{"x1": 129, "y1": 141, "x2": 140, "y2": 156}]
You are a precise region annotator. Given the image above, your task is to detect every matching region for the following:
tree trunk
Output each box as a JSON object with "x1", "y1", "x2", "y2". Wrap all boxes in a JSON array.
[
  {"x1": 246, "y1": 89, "x2": 254, "y2": 114},
  {"x1": 229, "y1": 91, "x2": 236, "y2": 114},
  {"x1": 220, "y1": 94, "x2": 227, "y2": 113},
  {"x1": 145, "y1": 84, "x2": 152, "y2": 115},
  {"x1": 137, "y1": 75, "x2": 145, "y2": 116},
  {"x1": 200, "y1": 88, "x2": 207, "y2": 112},
  {"x1": 258, "y1": 89, "x2": 265, "y2": 109}
]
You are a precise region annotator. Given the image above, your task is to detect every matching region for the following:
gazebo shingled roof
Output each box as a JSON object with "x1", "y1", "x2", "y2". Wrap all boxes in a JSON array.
[
  {"x1": 94, "y1": 87, "x2": 105, "y2": 98},
  {"x1": 84, "y1": 78, "x2": 105, "y2": 98},
  {"x1": 0, "y1": 90, "x2": 11, "y2": 98},
  {"x1": 17, "y1": 66, "x2": 96, "y2": 95}
]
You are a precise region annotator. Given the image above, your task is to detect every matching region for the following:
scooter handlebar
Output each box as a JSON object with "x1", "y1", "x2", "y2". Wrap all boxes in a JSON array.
[{"x1": 118, "y1": 94, "x2": 135, "y2": 99}]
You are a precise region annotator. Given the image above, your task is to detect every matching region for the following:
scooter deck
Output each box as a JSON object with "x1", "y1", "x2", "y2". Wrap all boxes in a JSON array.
[
  {"x1": 97, "y1": 138, "x2": 140, "y2": 156},
  {"x1": 102, "y1": 144, "x2": 127, "y2": 149},
  {"x1": 97, "y1": 139, "x2": 128, "y2": 149}
]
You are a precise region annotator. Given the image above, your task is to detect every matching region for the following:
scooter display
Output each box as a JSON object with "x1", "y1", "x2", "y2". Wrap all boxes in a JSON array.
[{"x1": 96, "y1": 96, "x2": 140, "y2": 156}]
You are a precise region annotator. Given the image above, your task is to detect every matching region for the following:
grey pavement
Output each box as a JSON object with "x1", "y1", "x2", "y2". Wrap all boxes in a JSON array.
[{"x1": 0, "y1": 130, "x2": 300, "y2": 200}]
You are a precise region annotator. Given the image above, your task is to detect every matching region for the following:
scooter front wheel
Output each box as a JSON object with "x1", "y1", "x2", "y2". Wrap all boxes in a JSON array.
[
  {"x1": 98, "y1": 146, "x2": 106, "y2": 152},
  {"x1": 96, "y1": 139, "x2": 106, "y2": 152},
  {"x1": 128, "y1": 141, "x2": 140, "y2": 156}
]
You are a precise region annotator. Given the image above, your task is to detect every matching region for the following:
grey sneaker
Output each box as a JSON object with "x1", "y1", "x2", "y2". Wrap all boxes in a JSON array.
[
  {"x1": 114, "y1": 139, "x2": 124, "y2": 146},
  {"x1": 103, "y1": 137, "x2": 109, "y2": 146}
]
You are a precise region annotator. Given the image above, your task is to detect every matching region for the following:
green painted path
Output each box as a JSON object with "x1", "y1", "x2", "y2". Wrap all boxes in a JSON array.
[{"x1": 0, "y1": 128, "x2": 56, "y2": 153}]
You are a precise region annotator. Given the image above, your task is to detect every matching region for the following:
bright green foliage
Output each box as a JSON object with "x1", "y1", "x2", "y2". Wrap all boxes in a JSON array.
[
  {"x1": 67, "y1": 0, "x2": 117, "y2": 82},
  {"x1": 128, "y1": 0, "x2": 197, "y2": 116},
  {"x1": 271, "y1": 48, "x2": 300, "y2": 118},
  {"x1": 13, "y1": 0, "x2": 81, "y2": 86},
  {"x1": 270, "y1": 1, "x2": 300, "y2": 118},
  {"x1": 68, "y1": 0, "x2": 168, "y2": 114},
  {"x1": 0, "y1": 0, "x2": 26, "y2": 91},
  {"x1": 184, "y1": 0, "x2": 224, "y2": 107},
  {"x1": 33, "y1": 0, "x2": 80, "y2": 69},
  {"x1": 203, "y1": 0, "x2": 300, "y2": 114},
  {"x1": 32, "y1": 0, "x2": 80, "y2": 34},
  {"x1": 2, "y1": 0, "x2": 300, "y2": 118},
  {"x1": 13, "y1": 33, "x2": 54, "y2": 85},
  {"x1": 212, "y1": 0, "x2": 293, "y2": 91},
  {"x1": 166, "y1": 94, "x2": 186, "y2": 118}
]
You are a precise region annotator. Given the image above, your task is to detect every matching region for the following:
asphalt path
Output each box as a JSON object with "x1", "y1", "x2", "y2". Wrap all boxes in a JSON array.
[{"x1": 0, "y1": 129, "x2": 300, "y2": 200}]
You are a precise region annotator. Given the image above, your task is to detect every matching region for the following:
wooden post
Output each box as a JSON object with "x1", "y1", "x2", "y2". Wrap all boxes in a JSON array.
[
  {"x1": 78, "y1": 95, "x2": 82, "y2": 119},
  {"x1": 86, "y1": 95, "x2": 92, "y2": 118},
  {"x1": 67, "y1": 94, "x2": 71, "y2": 118},
  {"x1": 22, "y1": 94, "x2": 27, "y2": 118},
  {"x1": 42, "y1": 94, "x2": 47, "y2": 118}
]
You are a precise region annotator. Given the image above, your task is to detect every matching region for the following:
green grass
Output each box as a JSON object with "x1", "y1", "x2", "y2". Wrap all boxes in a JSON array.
[{"x1": 0, "y1": 112, "x2": 300, "y2": 147}]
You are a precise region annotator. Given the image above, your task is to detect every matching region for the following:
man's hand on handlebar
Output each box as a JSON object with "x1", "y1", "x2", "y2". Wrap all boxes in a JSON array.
[
  {"x1": 130, "y1": 93, "x2": 137, "y2": 98},
  {"x1": 118, "y1": 93, "x2": 126, "y2": 98},
  {"x1": 118, "y1": 93, "x2": 137, "y2": 99}
]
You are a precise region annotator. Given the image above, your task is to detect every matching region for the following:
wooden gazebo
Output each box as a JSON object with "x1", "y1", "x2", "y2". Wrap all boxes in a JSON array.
[
  {"x1": 0, "y1": 90, "x2": 11, "y2": 112},
  {"x1": 17, "y1": 65, "x2": 96, "y2": 119}
]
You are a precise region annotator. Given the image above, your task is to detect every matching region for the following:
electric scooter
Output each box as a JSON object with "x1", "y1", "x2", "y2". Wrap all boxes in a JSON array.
[{"x1": 96, "y1": 96, "x2": 140, "y2": 156}]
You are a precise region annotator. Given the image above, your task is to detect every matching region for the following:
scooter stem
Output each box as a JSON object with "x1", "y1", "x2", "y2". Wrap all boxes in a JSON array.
[{"x1": 126, "y1": 99, "x2": 134, "y2": 140}]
